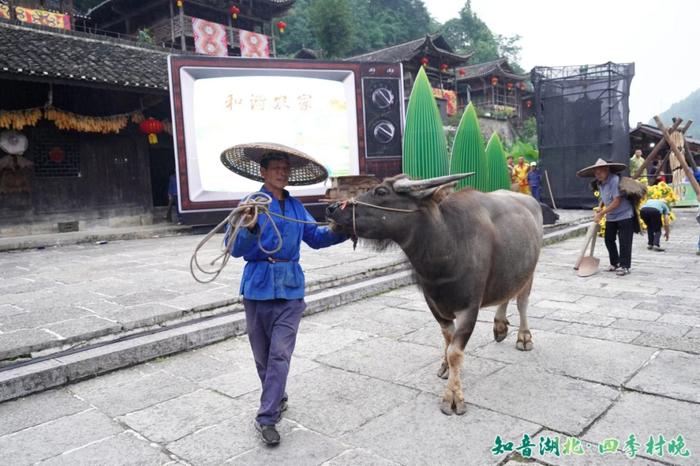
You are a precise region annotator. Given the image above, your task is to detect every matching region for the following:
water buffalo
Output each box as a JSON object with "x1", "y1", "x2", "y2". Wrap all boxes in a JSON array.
[{"x1": 326, "y1": 173, "x2": 543, "y2": 415}]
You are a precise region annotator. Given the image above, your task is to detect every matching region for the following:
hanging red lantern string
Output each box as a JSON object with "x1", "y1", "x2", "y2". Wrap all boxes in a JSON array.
[
  {"x1": 439, "y1": 63, "x2": 448, "y2": 73},
  {"x1": 490, "y1": 76, "x2": 498, "y2": 86},
  {"x1": 420, "y1": 56, "x2": 429, "y2": 68},
  {"x1": 276, "y1": 21, "x2": 286, "y2": 33},
  {"x1": 506, "y1": 82, "x2": 514, "y2": 91},
  {"x1": 229, "y1": 5, "x2": 240, "y2": 19},
  {"x1": 139, "y1": 117, "x2": 164, "y2": 145},
  {"x1": 458, "y1": 69, "x2": 465, "y2": 77}
]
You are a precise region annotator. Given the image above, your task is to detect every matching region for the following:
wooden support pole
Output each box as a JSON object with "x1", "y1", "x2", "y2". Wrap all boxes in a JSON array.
[
  {"x1": 633, "y1": 118, "x2": 683, "y2": 179},
  {"x1": 544, "y1": 169, "x2": 557, "y2": 209},
  {"x1": 654, "y1": 116, "x2": 700, "y2": 196}
]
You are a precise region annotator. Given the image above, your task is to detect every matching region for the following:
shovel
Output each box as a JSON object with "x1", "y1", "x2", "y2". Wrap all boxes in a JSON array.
[{"x1": 573, "y1": 221, "x2": 600, "y2": 277}]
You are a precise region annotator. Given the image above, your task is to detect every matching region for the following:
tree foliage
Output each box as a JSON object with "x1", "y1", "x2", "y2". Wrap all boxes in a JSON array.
[
  {"x1": 656, "y1": 87, "x2": 700, "y2": 138},
  {"x1": 276, "y1": 0, "x2": 434, "y2": 57},
  {"x1": 440, "y1": 1, "x2": 522, "y2": 68},
  {"x1": 308, "y1": 0, "x2": 354, "y2": 58}
]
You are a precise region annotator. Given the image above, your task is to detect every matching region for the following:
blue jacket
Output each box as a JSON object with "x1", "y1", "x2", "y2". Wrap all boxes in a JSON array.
[
  {"x1": 231, "y1": 186, "x2": 346, "y2": 300},
  {"x1": 527, "y1": 168, "x2": 541, "y2": 188}
]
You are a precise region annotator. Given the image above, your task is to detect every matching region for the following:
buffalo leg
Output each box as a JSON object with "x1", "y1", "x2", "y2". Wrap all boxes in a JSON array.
[
  {"x1": 441, "y1": 309, "x2": 477, "y2": 416},
  {"x1": 425, "y1": 295, "x2": 454, "y2": 379},
  {"x1": 515, "y1": 278, "x2": 534, "y2": 351},
  {"x1": 493, "y1": 302, "x2": 509, "y2": 342}
]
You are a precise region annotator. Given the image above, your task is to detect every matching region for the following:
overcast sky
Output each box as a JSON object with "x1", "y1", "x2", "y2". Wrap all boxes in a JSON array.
[{"x1": 422, "y1": 0, "x2": 699, "y2": 125}]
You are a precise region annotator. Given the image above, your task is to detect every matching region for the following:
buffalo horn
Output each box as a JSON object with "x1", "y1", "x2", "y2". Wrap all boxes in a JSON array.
[{"x1": 393, "y1": 173, "x2": 474, "y2": 192}]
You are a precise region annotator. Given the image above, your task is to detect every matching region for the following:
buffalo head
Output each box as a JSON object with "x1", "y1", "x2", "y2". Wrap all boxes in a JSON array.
[{"x1": 326, "y1": 173, "x2": 473, "y2": 241}]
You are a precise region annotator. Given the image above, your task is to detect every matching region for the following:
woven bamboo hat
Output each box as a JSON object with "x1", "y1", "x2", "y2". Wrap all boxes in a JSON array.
[
  {"x1": 220, "y1": 142, "x2": 328, "y2": 186},
  {"x1": 576, "y1": 158, "x2": 626, "y2": 178}
]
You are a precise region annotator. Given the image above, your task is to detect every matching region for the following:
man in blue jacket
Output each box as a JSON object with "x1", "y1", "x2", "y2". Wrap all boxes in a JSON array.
[{"x1": 230, "y1": 149, "x2": 346, "y2": 446}]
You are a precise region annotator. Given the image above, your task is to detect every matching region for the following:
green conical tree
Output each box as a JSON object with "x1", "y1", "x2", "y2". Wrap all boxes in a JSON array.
[
  {"x1": 450, "y1": 102, "x2": 488, "y2": 191},
  {"x1": 485, "y1": 133, "x2": 511, "y2": 191},
  {"x1": 402, "y1": 67, "x2": 449, "y2": 180}
]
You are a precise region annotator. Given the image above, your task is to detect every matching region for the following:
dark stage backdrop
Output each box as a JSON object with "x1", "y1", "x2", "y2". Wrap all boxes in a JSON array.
[{"x1": 531, "y1": 63, "x2": 635, "y2": 208}]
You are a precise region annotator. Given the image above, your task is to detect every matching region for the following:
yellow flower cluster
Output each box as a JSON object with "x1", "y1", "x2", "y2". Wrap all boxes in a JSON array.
[
  {"x1": 0, "y1": 108, "x2": 43, "y2": 130},
  {"x1": 645, "y1": 182, "x2": 679, "y2": 204}
]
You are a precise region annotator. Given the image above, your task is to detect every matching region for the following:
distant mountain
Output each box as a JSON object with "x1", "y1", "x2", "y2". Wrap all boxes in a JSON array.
[{"x1": 654, "y1": 88, "x2": 700, "y2": 138}]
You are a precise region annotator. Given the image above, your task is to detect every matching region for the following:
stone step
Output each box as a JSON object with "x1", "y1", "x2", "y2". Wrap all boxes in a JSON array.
[{"x1": 0, "y1": 270, "x2": 414, "y2": 403}]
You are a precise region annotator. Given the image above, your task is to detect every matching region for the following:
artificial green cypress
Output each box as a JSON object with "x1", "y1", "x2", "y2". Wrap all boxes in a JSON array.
[
  {"x1": 485, "y1": 133, "x2": 511, "y2": 191},
  {"x1": 449, "y1": 102, "x2": 488, "y2": 191},
  {"x1": 402, "y1": 67, "x2": 449, "y2": 179}
]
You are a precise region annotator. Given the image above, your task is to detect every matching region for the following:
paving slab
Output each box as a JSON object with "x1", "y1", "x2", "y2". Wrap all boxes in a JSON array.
[
  {"x1": 118, "y1": 389, "x2": 248, "y2": 444},
  {"x1": 0, "y1": 388, "x2": 88, "y2": 436},
  {"x1": 624, "y1": 349, "x2": 700, "y2": 403},
  {"x1": 226, "y1": 428, "x2": 347, "y2": 466},
  {"x1": 0, "y1": 408, "x2": 123, "y2": 465},
  {"x1": 68, "y1": 369, "x2": 199, "y2": 417},
  {"x1": 38, "y1": 431, "x2": 173, "y2": 466},
  {"x1": 242, "y1": 365, "x2": 419, "y2": 437},
  {"x1": 316, "y1": 336, "x2": 441, "y2": 382},
  {"x1": 465, "y1": 365, "x2": 618, "y2": 435},
  {"x1": 473, "y1": 331, "x2": 657, "y2": 386},
  {"x1": 321, "y1": 448, "x2": 400, "y2": 465},
  {"x1": 583, "y1": 392, "x2": 699, "y2": 465},
  {"x1": 166, "y1": 408, "x2": 297, "y2": 466},
  {"x1": 342, "y1": 392, "x2": 541, "y2": 465}
]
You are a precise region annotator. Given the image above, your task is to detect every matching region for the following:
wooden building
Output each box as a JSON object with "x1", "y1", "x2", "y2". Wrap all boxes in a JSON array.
[
  {"x1": 84, "y1": 0, "x2": 294, "y2": 55},
  {"x1": 0, "y1": 0, "x2": 294, "y2": 235},
  {"x1": 454, "y1": 58, "x2": 533, "y2": 120}
]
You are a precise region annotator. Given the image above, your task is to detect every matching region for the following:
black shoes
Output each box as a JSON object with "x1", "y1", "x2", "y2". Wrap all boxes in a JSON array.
[{"x1": 254, "y1": 421, "x2": 280, "y2": 446}]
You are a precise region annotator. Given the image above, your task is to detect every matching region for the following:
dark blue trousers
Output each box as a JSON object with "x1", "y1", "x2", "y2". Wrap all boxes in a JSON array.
[
  {"x1": 530, "y1": 186, "x2": 541, "y2": 202},
  {"x1": 243, "y1": 298, "x2": 306, "y2": 425}
]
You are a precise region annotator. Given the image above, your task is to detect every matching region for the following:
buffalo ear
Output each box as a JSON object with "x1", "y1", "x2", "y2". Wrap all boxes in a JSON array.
[{"x1": 431, "y1": 182, "x2": 457, "y2": 203}]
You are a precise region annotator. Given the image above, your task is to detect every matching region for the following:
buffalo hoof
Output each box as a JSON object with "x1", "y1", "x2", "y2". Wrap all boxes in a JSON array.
[
  {"x1": 453, "y1": 399, "x2": 467, "y2": 415},
  {"x1": 493, "y1": 318, "x2": 509, "y2": 342},
  {"x1": 440, "y1": 400, "x2": 454, "y2": 416},
  {"x1": 437, "y1": 361, "x2": 449, "y2": 379},
  {"x1": 516, "y1": 330, "x2": 533, "y2": 351}
]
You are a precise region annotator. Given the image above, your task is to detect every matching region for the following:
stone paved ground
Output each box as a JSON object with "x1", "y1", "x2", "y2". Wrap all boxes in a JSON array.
[{"x1": 0, "y1": 209, "x2": 698, "y2": 465}]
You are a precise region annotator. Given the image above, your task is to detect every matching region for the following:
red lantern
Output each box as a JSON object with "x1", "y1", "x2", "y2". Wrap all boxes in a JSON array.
[
  {"x1": 519, "y1": 81, "x2": 526, "y2": 91},
  {"x1": 439, "y1": 63, "x2": 448, "y2": 72},
  {"x1": 420, "y1": 56, "x2": 429, "y2": 68},
  {"x1": 276, "y1": 21, "x2": 286, "y2": 33},
  {"x1": 526, "y1": 100, "x2": 532, "y2": 108},
  {"x1": 458, "y1": 69, "x2": 465, "y2": 77},
  {"x1": 176, "y1": 0, "x2": 183, "y2": 7},
  {"x1": 490, "y1": 76, "x2": 498, "y2": 86},
  {"x1": 506, "y1": 82, "x2": 514, "y2": 91},
  {"x1": 139, "y1": 118, "x2": 164, "y2": 145},
  {"x1": 229, "y1": 5, "x2": 240, "y2": 19}
]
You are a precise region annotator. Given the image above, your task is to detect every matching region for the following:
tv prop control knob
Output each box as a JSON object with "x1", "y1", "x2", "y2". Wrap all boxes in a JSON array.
[
  {"x1": 373, "y1": 120, "x2": 396, "y2": 144},
  {"x1": 371, "y1": 87, "x2": 395, "y2": 109}
]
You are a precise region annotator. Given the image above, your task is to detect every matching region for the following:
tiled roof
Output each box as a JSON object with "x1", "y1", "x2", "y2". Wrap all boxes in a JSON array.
[
  {"x1": 631, "y1": 123, "x2": 700, "y2": 153},
  {"x1": 0, "y1": 22, "x2": 170, "y2": 90},
  {"x1": 87, "y1": 0, "x2": 295, "y2": 22},
  {"x1": 348, "y1": 34, "x2": 472, "y2": 65},
  {"x1": 456, "y1": 58, "x2": 526, "y2": 81}
]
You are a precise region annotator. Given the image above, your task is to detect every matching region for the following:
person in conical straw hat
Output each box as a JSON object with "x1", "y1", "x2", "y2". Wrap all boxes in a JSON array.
[
  {"x1": 220, "y1": 142, "x2": 347, "y2": 446},
  {"x1": 577, "y1": 158, "x2": 634, "y2": 276}
]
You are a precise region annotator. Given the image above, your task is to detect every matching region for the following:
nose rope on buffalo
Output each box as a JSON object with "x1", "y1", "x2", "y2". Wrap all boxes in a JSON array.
[
  {"x1": 338, "y1": 198, "x2": 419, "y2": 250},
  {"x1": 189, "y1": 192, "x2": 329, "y2": 284},
  {"x1": 190, "y1": 194, "x2": 419, "y2": 283}
]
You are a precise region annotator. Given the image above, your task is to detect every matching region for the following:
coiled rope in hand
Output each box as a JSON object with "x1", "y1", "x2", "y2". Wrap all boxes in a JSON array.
[{"x1": 189, "y1": 192, "x2": 329, "y2": 283}]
